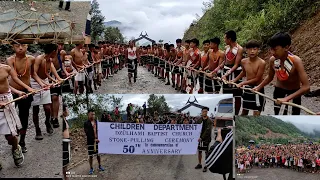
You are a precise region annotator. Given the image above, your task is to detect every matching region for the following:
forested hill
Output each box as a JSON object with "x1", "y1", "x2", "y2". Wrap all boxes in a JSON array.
[
  {"x1": 183, "y1": 0, "x2": 320, "y2": 85},
  {"x1": 235, "y1": 116, "x2": 313, "y2": 146},
  {"x1": 184, "y1": 0, "x2": 320, "y2": 46}
]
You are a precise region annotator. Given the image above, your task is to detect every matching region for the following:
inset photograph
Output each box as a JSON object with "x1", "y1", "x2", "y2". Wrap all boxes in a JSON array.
[
  {"x1": 0, "y1": 44, "x2": 64, "y2": 178},
  {"x1": 74, "y1": 0, "x2": 320, "y2": 117},
  {"x1": 62, "y1": 93, "x2": 234, "y2": 180},
  {"x1": 235, "y1": 115, "x2": 320, "y2": 180},
  {"x1": 0, "y1": 0, "x2": 91, "y2": 44}
]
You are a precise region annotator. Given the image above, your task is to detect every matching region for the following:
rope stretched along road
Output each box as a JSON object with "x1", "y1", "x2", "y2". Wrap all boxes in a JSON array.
[
  {"x1": 141, "y1": 55, "x2": 317, "y2": 115},
  {"x1": 2, "y1": 53, "x2": 316, "y2": 115},
  {"x1": 0, "y1": 55, "x2": 119, "y2": 108}
]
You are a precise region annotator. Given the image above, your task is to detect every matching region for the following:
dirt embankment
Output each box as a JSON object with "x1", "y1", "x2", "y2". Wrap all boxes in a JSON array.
[
  {"x1": 252, "y1": 129, "x2": 289, "y2": 140},
  {"x1": 68, "y1": 128, "x2": 88, "y2": 168},
  {"x1": 290, "y1": 10, "x2": 320, "y2": 87},
  {"x1": 262, "y1": 10, "x2": 320, "y2": 88}
]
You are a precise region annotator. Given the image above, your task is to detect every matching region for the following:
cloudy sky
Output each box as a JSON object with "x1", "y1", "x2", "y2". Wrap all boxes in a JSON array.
[
  {"x1": 112, "y1": 94, "x2": 232, "y2": 116},
  {"x1": 82, "y1": 0, "x2": 207, "y2": 44},
  {"x1": 272, "y1": 116, "x2": 320, "y2": 134}
]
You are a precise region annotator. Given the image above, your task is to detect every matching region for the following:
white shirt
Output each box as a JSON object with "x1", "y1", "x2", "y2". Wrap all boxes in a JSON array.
[{"x1": 128, "y1": 47, "x2": 137, "y2": 60}]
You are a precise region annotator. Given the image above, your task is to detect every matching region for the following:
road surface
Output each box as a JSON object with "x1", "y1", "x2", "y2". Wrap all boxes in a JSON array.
[
  {"x1": 68, "y1": 154, "x2": 226, "y2": 180},
  {"x1": 95, "y1": 66, "x2": 181, "y2": 94}
]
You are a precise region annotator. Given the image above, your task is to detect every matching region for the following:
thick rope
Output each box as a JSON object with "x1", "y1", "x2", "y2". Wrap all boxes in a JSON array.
[
  {"x1": 141, "y1": 55, "x2": 317, "y2": 115},
  {"x1": 0, "y1": 55, "x2": 119, "y2": 108}
]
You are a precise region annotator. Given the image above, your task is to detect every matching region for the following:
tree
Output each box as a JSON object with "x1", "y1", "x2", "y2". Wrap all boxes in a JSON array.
[
  {"x1": 110, "y1": 95, "x2": 124, "y2": 110},
  {"x1": 62, "y1": 94, "x2": 114, "y2": 128},
  {"x1": 202, "y1": 1, "x2": 213, "y2": 13},
  {"x1": 104, "y1": 27, "x2": 124, "y2": 43},
  {"x1": 147, "y1": 94, "x2": 170, "y2": 116},
  {"x1": 183, "y1": 0, "x2": 320, "y2": 47},
  {"x1": 90, "y1": 0, "x2": 105, "y2": 43}
]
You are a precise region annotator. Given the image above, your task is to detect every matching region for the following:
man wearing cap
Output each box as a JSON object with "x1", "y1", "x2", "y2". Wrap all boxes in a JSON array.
[{"x1": 195, "y1": 107, "x2": 213, "y2": 172}]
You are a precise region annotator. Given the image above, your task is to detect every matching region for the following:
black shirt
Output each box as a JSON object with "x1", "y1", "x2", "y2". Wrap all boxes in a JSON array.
[
  {"x1": 84, "y1": 120, "x2": 97, "y2": 145},
  {"x1": 126, "y1": 106, "x2": 130, "y2": 114},
  {"x1": 101, "y1": 114, "x2": 107, "y2": 122}
]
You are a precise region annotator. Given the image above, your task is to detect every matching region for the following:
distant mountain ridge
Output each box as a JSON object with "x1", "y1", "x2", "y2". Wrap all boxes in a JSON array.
[
  {"x1": 235, "y1": 116, "x2": 317, "y2": 146},
  {"x1": 104, "y1": 20, "x2": 122, "y2": 27},
  {"x1": 104, "y1": 20, "x2": 134, "y2": 32}
]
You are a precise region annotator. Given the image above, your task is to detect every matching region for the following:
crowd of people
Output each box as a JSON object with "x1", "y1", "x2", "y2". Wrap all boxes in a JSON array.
[
  {"x1": 235, "y1": 144, "x2": 320, "y2": 174},
  {"x1": 99, "y1": 102, "x2": 214, "y2": 125},
  {"x1": 60, "y1": 42, "x2": 129, "y2": 94},
  {"x1": 0, "y1": 40, "x2": 133, "y2": 172},
  {"x1": 137, "y1": 31, "x2": 311, "y2": 116},
  {"x1": 0, "y1": 43, "x2": 70, "y2": 170},
  {"x1": 51, "y1": 30, "x2": 315, "y2": 116}
]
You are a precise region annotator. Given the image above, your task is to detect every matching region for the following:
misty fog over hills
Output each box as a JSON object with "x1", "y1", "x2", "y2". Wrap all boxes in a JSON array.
[
  {"x1": 104, "y1": 20, "x2": 135, "y2": 33},
  {"x1": 290, "y1": 122, "x2": 320, "y2": 138}
]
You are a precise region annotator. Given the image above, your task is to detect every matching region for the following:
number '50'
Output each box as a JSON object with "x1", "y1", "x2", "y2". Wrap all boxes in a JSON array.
[{"x1": 123, "y1": 145, "x2": 135, "y2": 153}]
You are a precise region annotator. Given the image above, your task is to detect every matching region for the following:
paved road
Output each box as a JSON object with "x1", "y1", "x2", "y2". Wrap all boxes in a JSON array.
[
  {"x1": 95, "y1": 66, "x2": 320, "y2": 115},
  {"x1": 0, "y1": 105, "x2": 62, "y2": 178},
  {"x1": 237, "y1": 167, "x2": 320, "y2": 180},
  {"x1": 95, "y1": 66, "x2": 180, "y2": 94},
  {"x1": 68, "y1": 154, "x2": 226, "y2": 180}
]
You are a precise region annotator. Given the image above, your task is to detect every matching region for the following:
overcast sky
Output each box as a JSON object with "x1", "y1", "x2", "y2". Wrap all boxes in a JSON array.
[
  {"x1": 83, "y1": 0, "x2": 207, "y2": 44},
  {"x1": 112, "y1": 94, "x2": 232, "y2": 116},
  {"x1": 272, "y1": 115, "x2": 320, "y2": 134}
]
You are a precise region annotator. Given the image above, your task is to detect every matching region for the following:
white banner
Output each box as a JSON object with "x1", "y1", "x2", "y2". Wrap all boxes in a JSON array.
[{"x1": 97, "y1": 122, "x2": 202, "y2": 155}]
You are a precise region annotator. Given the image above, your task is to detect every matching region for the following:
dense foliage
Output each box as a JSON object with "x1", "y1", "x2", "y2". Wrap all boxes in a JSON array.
[
  {"x1": 147, "y1": 94, "x2": 171, "y2": 116},
  {"x1": 90, "y1": 0, "x2": 105, "y2": 43},
  {"x1": 104, "y1": 27, "x2": 125, "y2": 43},
  {"x1": 63, "y1": 94, "x2": 171, "y2": 129},
  {"x1": 183, "y1": 0, "x2": 320, "y2": 47},
  {"x1": 63, "y1": 94, "x2": 120, "y2": 129}
]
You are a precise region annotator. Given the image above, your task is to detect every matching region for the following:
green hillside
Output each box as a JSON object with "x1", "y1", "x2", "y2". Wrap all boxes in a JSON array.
[
  {"x1": 235, "y1": 116, "x2": 309, "y2": 146},
  {"x1": 183, "y1": 0, "x2": 320, "y2": 47}
]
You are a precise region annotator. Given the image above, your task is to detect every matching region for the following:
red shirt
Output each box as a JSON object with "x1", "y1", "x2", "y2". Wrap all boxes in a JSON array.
[{"x1": 114, "y1": 108, "x2": 119, "y2": 115}]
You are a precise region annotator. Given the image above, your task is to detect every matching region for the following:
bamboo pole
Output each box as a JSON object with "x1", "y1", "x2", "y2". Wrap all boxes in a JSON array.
[{"x1": 1, "y1": 56, "x2": 119, "y2": 108}]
